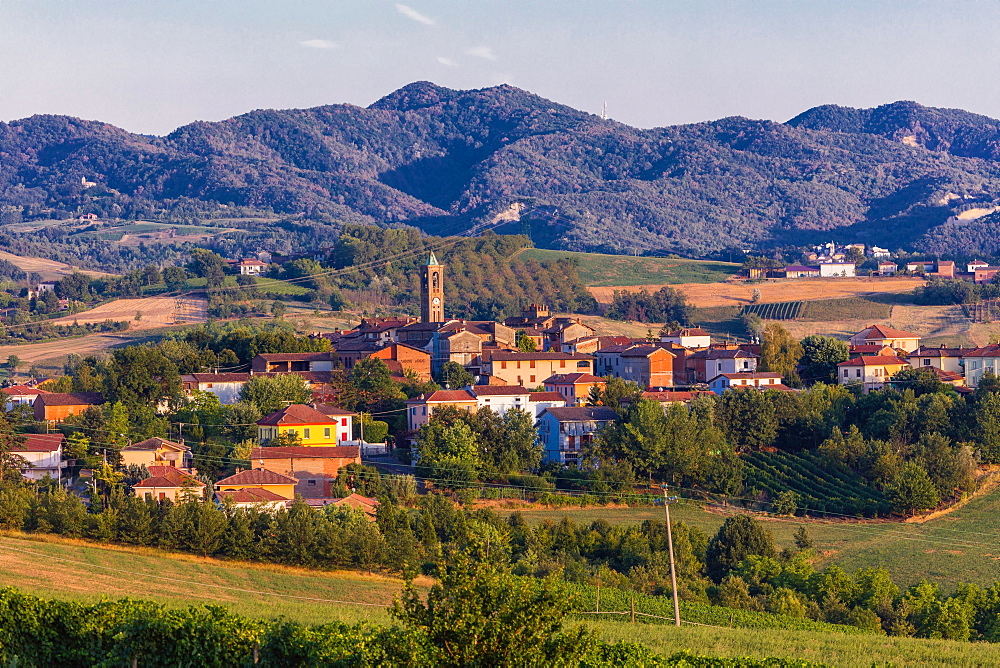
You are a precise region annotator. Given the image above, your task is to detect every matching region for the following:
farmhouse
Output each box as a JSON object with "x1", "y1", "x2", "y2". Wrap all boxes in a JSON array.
[
  {"x1": 215, "y1": 468, "x2": 297, "y2": 508},
  {"x1": 660, "y1": 327, "x2": 712, "y2": 348},
  {"x1": 1, "y1": 385, "x2": 49, "y2": 411},
  {"x1": 34, "y1": 392, "x2": 104, "y2": 422},
  {"x1": 133, "y1": 466, "x2": 205, "y2": 502},
  {"x1": 837, "y1": 355, "x2": 910, "y2": 391},
  {"x1": 249, "y1": 445, "x2": 361, "y2": 498},
  {"x1": 849, "y1": 325, "x2": 921, "y2": 354},
  {"x1": 180, "y1": 372, "x2": 250, "y2": 404},
  {"x1": 120, "y1": 437, "x2": 193, "y2": 471},
  {"x1": 708, "y1": 372, "x2": 784, "y2": 394},
  {"x1": 907, "y1": 346, "x2": 972, "y2": 375},
  {"x1": 238, "y1": 258, "x2": 268, "y2": 275}
]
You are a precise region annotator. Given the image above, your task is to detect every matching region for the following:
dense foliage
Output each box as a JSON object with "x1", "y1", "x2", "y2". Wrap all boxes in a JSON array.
[{"x1": 6, "y1": 86, "x2": 1000, "y2": 256}]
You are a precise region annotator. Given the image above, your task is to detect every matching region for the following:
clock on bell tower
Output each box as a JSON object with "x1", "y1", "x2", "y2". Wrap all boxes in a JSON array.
[{"x1": 420, "y1": 251, "x2": 444, "y2": 323}]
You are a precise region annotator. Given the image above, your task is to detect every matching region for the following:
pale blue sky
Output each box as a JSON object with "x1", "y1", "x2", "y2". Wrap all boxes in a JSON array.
[{"x1": 2, "y1": 0, "x2": 998, "y2": 135}]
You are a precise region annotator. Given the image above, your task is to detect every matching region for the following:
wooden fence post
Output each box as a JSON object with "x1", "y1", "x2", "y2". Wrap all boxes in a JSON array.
[{"x1": 630, "y1": 597, "x2": 635, "y2": 624}]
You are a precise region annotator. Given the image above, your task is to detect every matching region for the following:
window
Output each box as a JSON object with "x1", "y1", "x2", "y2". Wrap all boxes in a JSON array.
[
  {"x1": 517, "y1": 361, "x2": 522, "y2": 369},
  {"x1": 923, "y1": 359, "x2": 931, "y2": 366},
  {"x1": 307, "y1": 479, "x2": 317, "y2": 486},
  {"x1": 422, "y1": 407, "x2": 427, "y2": 415},
  {"x1": 856, "y1": 369, "x2": 861, "y2": 378},
  {"x1": 341, "y1": 418, "x2": 348, "y2": 426},
  {"x1": 560, "y1": 360, "x2": 566, "y2": 368},
  {"x1": 304, "y1": 429, "x2": 311, "y2": 439},
  {"x1": 530, "y1": 360, "x2": 536, "y2": 368},
  {"x1": 324, "y1": 428, "x2": 331, "y2": 438},
  {"x1": 530, "y1": 375, "x2": 535, "y2": 383},
  {"x1": 843, "y1": 369, "x2": 849, "y2": 377},
  {"x1": 501, "y1": 361, "x2": 507, "y2": 370}
]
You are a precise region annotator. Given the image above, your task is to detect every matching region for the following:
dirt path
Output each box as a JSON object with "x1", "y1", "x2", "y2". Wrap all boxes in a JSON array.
[{"x1": 589, "y1": 277, "x2": 925, "y2": 307}]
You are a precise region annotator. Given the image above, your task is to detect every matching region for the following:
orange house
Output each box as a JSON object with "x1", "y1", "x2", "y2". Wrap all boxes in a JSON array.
[
  {"x1": 250, "y1": 445, "x2": 361, "y2": 498},
  {"x1": 34, "y1": 392, "x2": 104, "y2": 422}
]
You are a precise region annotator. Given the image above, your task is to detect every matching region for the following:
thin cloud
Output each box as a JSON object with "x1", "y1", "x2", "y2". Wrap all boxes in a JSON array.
[
  {"x1": 299, "y1": 39, "x2": 339, "y2": 50},
  {"x1": 395, "y1": 4, "x2": 435, "y2": 26},
  {"x1": 436, "y1": 56, "x2": 458, "y2": 67},
  {"x1": 465, "y1": 46, "x2": 496, "y2": 61}
]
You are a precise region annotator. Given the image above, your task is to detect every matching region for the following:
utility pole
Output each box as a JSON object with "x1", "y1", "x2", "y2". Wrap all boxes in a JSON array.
[{"x1": 663, "y1": 487, "x2": 681, "y2": 627}]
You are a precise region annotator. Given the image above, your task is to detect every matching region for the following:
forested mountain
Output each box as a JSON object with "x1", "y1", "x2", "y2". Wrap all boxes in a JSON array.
[{"x1": 5, "y1": 83, "x2": 1000, "y2": 255}]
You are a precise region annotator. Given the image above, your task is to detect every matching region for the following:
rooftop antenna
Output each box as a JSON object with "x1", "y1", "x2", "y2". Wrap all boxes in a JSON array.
[{"x1": 600, "y1": 101, "x2": 608, "y2": 121}]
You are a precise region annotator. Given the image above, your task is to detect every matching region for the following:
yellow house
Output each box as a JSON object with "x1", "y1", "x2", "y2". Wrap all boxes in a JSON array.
[
  {"x1": 133, "y1": 466, "x2": 205, "y2": 502},
  {"x1": 849, "y1": 325, "x2": 921, "y2": 354},
  {"x1": 120, "y1": 437, "x2": 192, "y2": 470},
  {"x1": 215, "y1": 468, "x2": 298, "y2": 501},
  {"x1": 257, "y1": 404, "x2": 355, "y2": 446},
  {"x1": 485, "y1": 351, "x2": 594, "y2": 387},
  {"x1": 837, "y1": 355, "x2": 911, "y2": 392}
]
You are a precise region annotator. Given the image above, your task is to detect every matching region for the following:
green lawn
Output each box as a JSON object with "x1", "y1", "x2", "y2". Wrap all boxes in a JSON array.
[
  {"x1": 518, "y1": 249, "x2": 738, "y2": 286},
  {"x1": 798, "y1": 297, "x2": 892, "y2": 322},
  {"x1": 182, "y1": 275, "x2": 310, "y2": 296}
]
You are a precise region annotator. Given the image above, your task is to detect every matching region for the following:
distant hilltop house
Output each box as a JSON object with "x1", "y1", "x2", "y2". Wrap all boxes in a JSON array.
[
  {"x1": 869, "y1": 246, "x2": 891, "y2": 258},
  {"x1": 239, "y1": 258, "x2": 268, "y2": 276}
]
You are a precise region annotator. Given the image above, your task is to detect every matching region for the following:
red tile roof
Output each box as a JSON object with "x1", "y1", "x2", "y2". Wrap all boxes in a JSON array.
[
  {"x1": 216, "y1": 488, "x2": 289, "y2": 503},
  {"x1": 311, "y1": 403, "x2": 355, "y2": 417},
  {"x1": 216, "y1": 468, "x2": 298, "y2": 486},
  {"x1": 543, "y1": 373, "x2": 604, "y2": 385},
  {"x1": 255, "y1": 352, "x2": 332, "y2": 361},
  {"x1": 122, "y1": 437, "x2": 189, "y2": 453},
  {"x1": 838, "y1": 356, "x2": 910, "y2": 366},
  {"x1": 405, "y1": 389, "x2": 477, "y2": 404},
  {"x1": 257, "y1": 404, "x2": 341, "y2": 426},
  {"x1": 542, "y1": 406, "x2": 619, "y2": 422},
  {"x1": 528, "y1": 391, "x2": 566, "y2": 402},
  {"x1": 134, "y1": 466, "x2": 204, "y2": 488},
  {"x1": 10, "y1": 433, "x2": 65, "y2": 452},
  {"x1": 0, "y1": 385, "x2": 49, "y2": 396},
  {"x1": 489, "y1": 351, "x2": 593, "y2": 361},
  {"x1": 250, "y1": 446, "x2": 360, "y2": 460},
  {"x1": 470, "y1": 385, "x2": 530, "y2": 396},
  {"x1": 858, "y1": 324, "x2": 920, "y2": 340},
  {"x1": 35, "y1": 392, "x2": 104, "y2": 406}
]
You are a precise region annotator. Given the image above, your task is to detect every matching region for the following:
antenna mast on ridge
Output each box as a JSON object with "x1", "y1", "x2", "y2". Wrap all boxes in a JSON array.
[{"x1": 601, "y1": 101, "x2": 608, "y2": 121}]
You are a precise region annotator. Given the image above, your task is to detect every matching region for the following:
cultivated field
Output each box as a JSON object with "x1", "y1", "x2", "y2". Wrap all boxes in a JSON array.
[
  {"x1": 0, "y1": 533, "x2": 398, "y2": 627},
  {"x1": 48, "y1": 296, "x2": 208, "y2": 330},
  {"x1": 0, "y1": 251, "x2": 114, "y2": 280},
  {"x1": 518, "y1": 249, "x2": 739, "y2": 286},
  {"x1": 589, "y1": 277, "x2": 925, "y2": 307}
]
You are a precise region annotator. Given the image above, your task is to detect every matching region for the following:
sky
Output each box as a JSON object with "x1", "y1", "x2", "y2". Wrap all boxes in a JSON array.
[{"x1": 2, "y1": 0, "x2": 1000, "y2": 136}]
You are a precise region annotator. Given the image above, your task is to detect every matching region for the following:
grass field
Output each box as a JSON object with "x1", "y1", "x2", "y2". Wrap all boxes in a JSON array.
[
  {"x1": 798, "y1": 296, "x2": 893, "y2": 322},
  {"x1": 47, "y1": 295, "x2": 208, "y2": 330},
  {"x1": 3, "y1": 531, "x2": 994, "y2": 666},
  {"x1": 518, "y1": 249, "x2": 739, "y2": 287},
  {"x1": 591, "y1": 619, "x2": 998, "y2": 667},
  {"x1": 0, "y1": 250, "x2": 114, "y2": 281},
  {"x1": 0, "y1": 533, "x2": 397, "y2": 627}
]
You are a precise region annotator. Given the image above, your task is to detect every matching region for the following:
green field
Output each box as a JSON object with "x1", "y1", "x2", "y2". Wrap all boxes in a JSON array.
[
  {"x1": 798, "y1": 297, "x2": 893, "y2": 322},
  {"x1": 2, "y1": 531, "x2": 994, "y2": 666},
  {"x1": 183, "y1": 275, "x2": 311, "y2": 296},
  {"x1": 742, "y1": 301, "x2": 804, "y2": 320},
  {"x1": 518, "y1": 249, "x2": 738, "y2": 286}
]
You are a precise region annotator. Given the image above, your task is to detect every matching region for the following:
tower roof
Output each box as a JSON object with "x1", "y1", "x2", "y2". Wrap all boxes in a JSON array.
[{"x1": 427, "y1": 251, "x2": 440, "y2": 266}]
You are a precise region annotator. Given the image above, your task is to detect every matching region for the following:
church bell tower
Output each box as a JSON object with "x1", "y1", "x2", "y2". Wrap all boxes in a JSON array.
[{"x1": 420, "y1": 251, "x2": 444, "y2": 323}]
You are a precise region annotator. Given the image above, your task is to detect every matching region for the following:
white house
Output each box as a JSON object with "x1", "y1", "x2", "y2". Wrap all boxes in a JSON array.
[
  {"x1": 708, "y1": 373, "x2": 784, "y2": 395},
  {"x1": 661, "y1": 327, "x2": 712, "y2": 349},
  {"x1": 1, "y1": 385, "x2": 50, "y2": 411},
  {"x1": 536, "y1": 406, "x2": 619, "y2": 464},
  {"x1": 819, "y1": 262, "x2": 856, "y2": 278},
  {"x1": 180, "y1": 373, "x2": 250, "y2": 405},
  {"x1": 962, "y1": 345, "x2": 1000, "y2": 388},
  {"x1": 704, "y1": 348, "x2": 759, "y2": 380},
  {"x1": 836, "y1": 355, "x2": 910, "y2": 392},
  {"x1": 239, "y1": 259, "x2": 268, "y2": 276},
  {"x1": 870, "y1": 246, "x2": 891, "y2": 258},
  {"x1": 907, "y1": 346, "x2": 971, "y2": 375},
  {"x1": 10, "y1": 434, "x2": 65, "y2": 482}
]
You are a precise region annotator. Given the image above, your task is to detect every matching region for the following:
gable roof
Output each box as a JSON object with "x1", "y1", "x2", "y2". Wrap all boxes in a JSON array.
[
  {"x1": 962, "y1": 344, "x2": 1000, "y2": 358},
  {"x1": 257, "y1": 404, "x2": 340, "y2": 426},
  {"x1": 621, "y1": 345, "x2": 676, "y2": 358},
  {"x1": 489, "y1": 351, "x2": 593, "y2": 361},
  {"x1": 330, "y1": 493, "x2": 379, "y2": 514},
  {"x1": 907, "y1": 346, "x2": 974, "y2": 359},
  {"x1": 254, "y1": 352, "x2": 332, "y2": 362},
  {"x1": 837, "y1": 355, "x2": 910, "y2": 367},
  {"x1": 311, "y1": 403, "x2": 355, "y2": 417},
  {"x1": 134, "y1": 466, "x2": 204, "y2": 489},
  {"x1": 10, "y1": 433, "x2": 65, "y2": 452},
  {"x1": 216, "y1": 468, "x2": 298, "y2": 486},
  {"x1": 182, "y1": 373, "x2": 251, "y2": 383},
  {"x1": 857, "y1": 324, "x2": 920, "y2": 340},
  {"x1": 662, "y1": 327, "x2": 711, "y2": 337},
  {"x1": 541, "y1": 406, "x2": 619, "y2": 422},
  {"x1": 122, "y1": 437, "x2": 190, "y2": 453},
  {"x1": 543, "y1": 373, "x2": 604, "y2": 385},
  {"x1": 0, "y1": 385, "x2": 49, "y2": 396},
  {"x1": 35, "y1": 392, "x2": 104, "y2": 406}
]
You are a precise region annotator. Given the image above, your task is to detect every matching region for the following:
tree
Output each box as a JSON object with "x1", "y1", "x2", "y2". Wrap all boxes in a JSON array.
[
  {"x1": 716, "y1": 388, "x2": 777, "y2": 451},
  {"x1": 436, "y1": 361, "x2": 474, "y2": 389},
  {"x1": 163, "y1": 266, "x2": 188, "y2": 291},
  {"x1": 270, "y1": 300, "x2": 286, "y2": 318},
  {"x1": 6, "y1": 355, "x2": 22, "y2": 377},
  {"x1": 799, "y1": 335, "x2": 849, "y2": 384},
  {"x1": 760, "y1": 322, "x2": 803, "y2": 386},
  {"x1": 793, "y1": 526, "x2": 813, "y2": 551},
  {"x1": 390, "y1": 556, "x2": 594, "y2": 666},
  {"x1": 341, "y1": 357, "x2": 405, "y2": 414},
  {"x1": 515, "y1": 330, "x2": 537, "y2": 352},
  {"x1": 886, "y1": 462, "x2": 940, "y2": 515},
  {"x1": 238, "y1": 374, "x2": 312, "y2": 415},
  {"x1": 187, "y1": 249, "x2": 227, "y2": 281},
  {"x1": 705, "y1": 514, "x2": 776, "y2": 581}
]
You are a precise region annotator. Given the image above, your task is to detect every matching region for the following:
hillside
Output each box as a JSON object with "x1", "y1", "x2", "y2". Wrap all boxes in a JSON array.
[{"x1": 6, "y1": 84, "x2": 1000, "y2": 255}]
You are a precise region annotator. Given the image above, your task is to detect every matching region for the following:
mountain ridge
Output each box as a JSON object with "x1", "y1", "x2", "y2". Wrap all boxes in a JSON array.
[{"x1": 4, "y1": 83, "x2": 1000, "y2": 255}]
